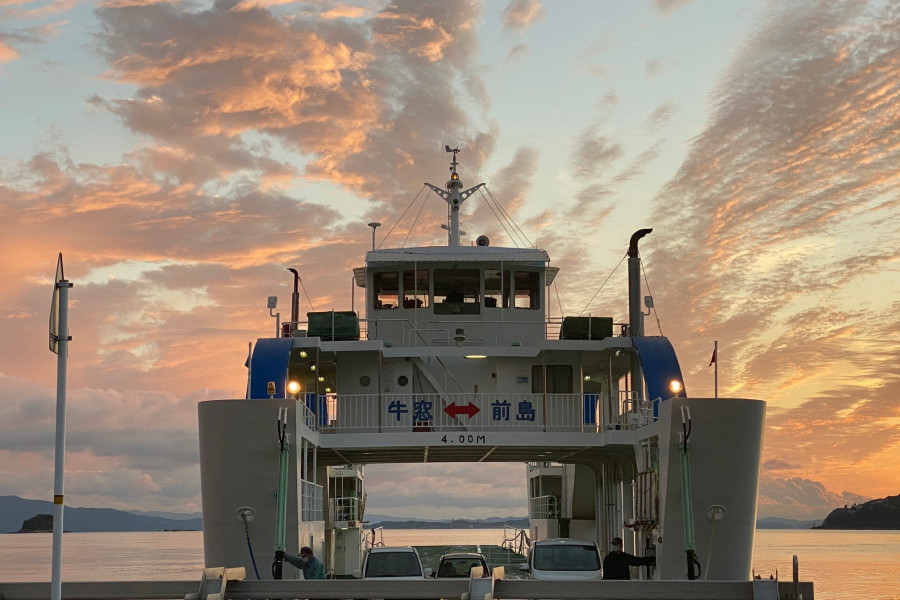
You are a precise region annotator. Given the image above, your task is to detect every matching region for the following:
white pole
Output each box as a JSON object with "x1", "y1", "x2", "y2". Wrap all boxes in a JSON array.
[{"x1": 51, "y1": 277, "x2": 72, "y2": 600}]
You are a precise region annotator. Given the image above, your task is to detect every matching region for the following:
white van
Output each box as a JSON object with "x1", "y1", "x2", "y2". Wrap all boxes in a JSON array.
[
  {"x1": 519, "y1": 538, "x2": 603, "y2": 580},
  {"x1": 353, "y1": 546, "x2": 433, "y2": 579}
]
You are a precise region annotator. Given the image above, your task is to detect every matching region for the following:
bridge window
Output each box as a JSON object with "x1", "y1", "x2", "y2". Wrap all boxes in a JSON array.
[
  {"x1": 484, "y1": 269, "x2": 508, "y2": 308},
  {"x1": 434, "y1": 269, "x2": 480, "y2": 314},
  {"x1": 402, "y1": 269, "x2": 429, "y2": 308},
  {"x1": 373, "y1": 272, "x2": 399, "y2": 310},
  {"x1": 435, "y1": 269, "x2": 480, "y2": 303},
  {"x1": 514, "y1": 271, "x2": 540, "y2": 309}
]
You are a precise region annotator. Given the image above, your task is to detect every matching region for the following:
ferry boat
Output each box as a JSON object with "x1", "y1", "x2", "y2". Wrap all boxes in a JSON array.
[{"x1": 197, "y1": 147, "x2": 765, "y2": 582}]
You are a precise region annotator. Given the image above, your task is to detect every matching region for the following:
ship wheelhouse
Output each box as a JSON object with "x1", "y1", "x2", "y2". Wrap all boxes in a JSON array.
[{"x1": 356, "y1": 245, "x2": 556, "y2": 348}]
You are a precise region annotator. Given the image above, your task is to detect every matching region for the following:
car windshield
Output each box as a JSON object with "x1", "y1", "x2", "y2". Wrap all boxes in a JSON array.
[
  {"x1": 533, "y1": 544, "x2": 600, "y2": 571},
  {"x1": 365, "y1": 552, "x2": 422, "y2": 577}
]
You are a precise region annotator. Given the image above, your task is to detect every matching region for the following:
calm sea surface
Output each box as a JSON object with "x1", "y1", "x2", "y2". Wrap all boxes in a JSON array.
[{"x1": 1, "y1": 529, "x2": 898, "y2": 600}]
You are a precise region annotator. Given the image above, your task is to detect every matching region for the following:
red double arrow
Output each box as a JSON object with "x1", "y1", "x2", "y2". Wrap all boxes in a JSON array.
[{"x1": 443, "y1": 402, "x2": 480, "y2": 419}]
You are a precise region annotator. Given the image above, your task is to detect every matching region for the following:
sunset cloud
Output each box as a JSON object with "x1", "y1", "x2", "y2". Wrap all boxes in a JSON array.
[
  {"x1": 652, "y1": 0, "x2": 693, "y2": 17},
  {"x1": 643, "y1": 0, "x2": 900, "y2": 497},
  {"x1": 500, "y1": 0, "x2": 543, "y2": 34},
  {"x1": 0, "y1": 40, "x2": 18, "y2": 61},
  {"x1": 1, "y1": 0, "x2": 898, "y2": 520},
  {"x1": 758, "y1": 475, "x2": 869, "y2": 520}
]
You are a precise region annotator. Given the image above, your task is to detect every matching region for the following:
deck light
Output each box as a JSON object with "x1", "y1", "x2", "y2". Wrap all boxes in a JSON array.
[
  {"x1": 287, "y1": 380, "x2": 301, "y2": 395},
  {"x1": 299, "y1": 350, "x2": 308, "y2": 358},
  {"x1": 318, "y1": 376, "x2": 325, "y2": 382},
  {"x1": 464, "y1": 354, "x2": 488, "y2": 359},
  {"x1": 310, "y1": 364, "x2": 316, "y2": 371},
  {"x1": 669, "y1": 379, "x2": 683, "y2": 394}
]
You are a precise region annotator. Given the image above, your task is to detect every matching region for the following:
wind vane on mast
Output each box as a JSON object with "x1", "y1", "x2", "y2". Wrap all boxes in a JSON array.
[{"x1": 425, "y1": 145, "x2": 484, "y2": 247}]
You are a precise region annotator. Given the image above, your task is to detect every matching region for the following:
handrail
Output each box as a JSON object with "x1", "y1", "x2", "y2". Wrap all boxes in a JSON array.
[
  {"x1": 364, "y1": 526, "x2": 385, "y2": 550},
  {"x1": 319, "y1": 392, "x2": 605, "y2": 433},
  {"x1": 280, "y1": 315, "x2": 627, "y2": 344},
  {"x1": 500, "y1": 526, "x2": 531, "y2": 555}
]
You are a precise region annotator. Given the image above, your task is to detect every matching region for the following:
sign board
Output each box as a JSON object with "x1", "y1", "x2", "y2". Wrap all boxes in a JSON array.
[{"x1": 49, "y1": 253, "x2": 63, "y2": 354}]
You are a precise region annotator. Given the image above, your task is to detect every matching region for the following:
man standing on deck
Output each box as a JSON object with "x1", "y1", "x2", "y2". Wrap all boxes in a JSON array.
[
  {"x1": 602, "y1": 537, "x2": 654, "y2": 580},
  {"x1": 285, "y1": 546, "x2": 327, "y2": 579}
]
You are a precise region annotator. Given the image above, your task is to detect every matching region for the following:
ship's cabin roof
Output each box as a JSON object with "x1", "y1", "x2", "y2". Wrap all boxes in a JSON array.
[{"x1": 354, "y1": 245, "x2": 557, "y2": 287}]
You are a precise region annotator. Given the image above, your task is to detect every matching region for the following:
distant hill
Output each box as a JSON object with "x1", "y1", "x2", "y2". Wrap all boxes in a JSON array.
[
  {"x1": 129, "y1": 509, "x2": 203, "y2": 520},
  {"x1": 372, "y1": 516, "x2": 822, "y2": 530},
  {"x1": 369, "y1": 517, "x2": 529, "y2": 529},
  {"x1": 818, "y1": 493, "x2": 900, "y2": 529},
  {"x1": 756, "y1": 516, "x2": 818, "y2": 529},
  {"x1": 0, "y1": 496, "x2": 202, "y2": 533},
  {"x1": 365, "y1": 513, "x2": 446, "y2": 523}
]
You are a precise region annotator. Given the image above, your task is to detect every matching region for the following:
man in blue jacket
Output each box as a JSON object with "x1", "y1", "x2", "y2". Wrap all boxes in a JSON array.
[{"x1": 285, "y1": 546, "x2": 327, "y2": 579}]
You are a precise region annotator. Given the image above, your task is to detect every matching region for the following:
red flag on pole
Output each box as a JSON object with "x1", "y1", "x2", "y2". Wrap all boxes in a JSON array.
[{"x1": 708, "y1": 347, "x2": 716, "y2": 367}]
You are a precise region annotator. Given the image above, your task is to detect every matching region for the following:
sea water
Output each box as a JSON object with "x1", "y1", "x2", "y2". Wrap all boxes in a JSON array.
[{"x1": 1, "y1": 529, "x2": 898, "y2": 600}]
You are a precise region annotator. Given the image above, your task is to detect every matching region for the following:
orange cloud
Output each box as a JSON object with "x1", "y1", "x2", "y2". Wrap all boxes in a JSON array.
[
  {"x1": 500, "y1": 0, "x2": 543, "y2": 34},
  {"x1": 0, "y1": 40, "x2": 19, "y2": 61}
]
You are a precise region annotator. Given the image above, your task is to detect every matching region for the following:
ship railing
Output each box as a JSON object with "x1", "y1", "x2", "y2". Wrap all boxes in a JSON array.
[
  {"x1": 328, "y1": 495, "x2": 361, "y2": 524},
  {"x1": 545, "y1": 316, "x2": 562, "y2": 340},
  {"x1": 609, "y1": 393, "x2": 655, "y2": 431},
  {"x1": 362, "y1": 316, "x2": 549, "y2": 346},
  {"x1": 300, "y1": 479, "x2": 323, "y2": 522},
  {"x1": 500, "y1": 525, "x2": 531, "y2": 555},
  {"x1": 526, "y1": 460, "x2": 557, "y2": 469},
  {"x1": 298, "y1": 398, "x2": 319, "y2": 431},
  {"x1": 364, "y1": 526, "x2": 385, "y2": 549},
  {"x1": 319, "y1": 393, "x2": 605, "y2": 433},
  {"x1": 529, "y1": 494, "x2": 559, "y2": 520},
  {"x1": 281, "y1": 315, "x2": 628, "y2": 345}
]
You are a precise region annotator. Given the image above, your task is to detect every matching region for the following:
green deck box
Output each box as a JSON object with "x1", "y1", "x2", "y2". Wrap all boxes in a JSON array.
[
  {"x1": 307, "y1": 311, "x2": 360, "y2": 341},
  {"x1": 560, "y1": 316, "x2": 613, "y2": 340}
]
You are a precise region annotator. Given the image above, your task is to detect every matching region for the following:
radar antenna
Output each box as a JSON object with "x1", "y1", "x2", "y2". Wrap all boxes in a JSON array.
[
  {"x1": 426, "y1": 145, "x2": 484, "y2": 246},
  {"x1": 445, "y1": 145, "x2": 459, "y2": 174}
]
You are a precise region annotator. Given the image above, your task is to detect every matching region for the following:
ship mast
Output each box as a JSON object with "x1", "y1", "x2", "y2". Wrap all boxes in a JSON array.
[{"x1": 425, "y1": 145, "x2": 485, "y2": 246}]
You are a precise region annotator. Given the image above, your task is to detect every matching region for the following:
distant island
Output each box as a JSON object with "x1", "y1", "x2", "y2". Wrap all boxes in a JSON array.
[
  {"x1": 17, "y1": 514, "x2": 54, "y2": 533},
  {"x1": 0, "y1": 496, "x2": 202, "y2": 533},
  {"x1": 817, "y1": 493, "x2": 900, "y2": 529}
]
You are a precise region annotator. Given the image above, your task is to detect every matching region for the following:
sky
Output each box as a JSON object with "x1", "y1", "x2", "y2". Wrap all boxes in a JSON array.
[{"x1": 2, "y1": 0, "x2": 899, "y2": 523}]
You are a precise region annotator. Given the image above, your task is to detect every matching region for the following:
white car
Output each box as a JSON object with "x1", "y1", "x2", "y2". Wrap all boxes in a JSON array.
[
  {"x1": 519, "y1": 538, "x2": 603, "y2": 580},
  {"x1": 434, "y1": 552, "x2": 489, "y2": 578},
  {"x1": 353, "y1": 546, "x2": 433, "y2": 579}
]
